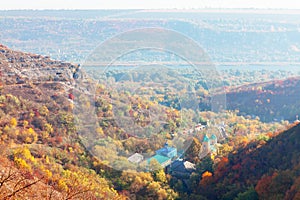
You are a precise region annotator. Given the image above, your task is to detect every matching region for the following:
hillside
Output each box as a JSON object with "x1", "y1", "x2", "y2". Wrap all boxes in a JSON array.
[
  {"x1": 0, "y1": 45, "x2": 179, "y2": 199},
  {"x1": 225, "y1": 77, "x2": 300, "y2": 122},
  {"x1": 0, "y1": 44, "x2": 123, "y2": 199},
  {"x1": 192, "y1": 123, "x2": 300, "y2": 199}
]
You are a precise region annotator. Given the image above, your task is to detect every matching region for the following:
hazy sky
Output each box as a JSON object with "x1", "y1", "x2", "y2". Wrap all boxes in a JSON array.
[{"x1": 1, "y1": 0, "x2": 300, "y2": 10}]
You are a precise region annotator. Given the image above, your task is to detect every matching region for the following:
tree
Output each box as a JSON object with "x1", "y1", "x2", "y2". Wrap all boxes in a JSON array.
[
  {"x1": 58, "y1": 168, "x2": 120, "y2": 199},
  {"x1": 199, "y1": 171, "x2": 213, "y2": 186},
  {"x1": 185, "y1": 137, "x2": 202, "y2": 163},
  {"x1": 149, "y1": 159, "x2": 163, "y2": 171},
  {"x1": 39, "y1": 105, "x2": 49, "y2": 116},
  {"x1": 157, "y1": 188, "x2": 168, "y2": 200},
  {"x1": 197, "y1": 156, "x2": 214, "y2": 175},
  {"x1": 147, "y1": 182, "x2": 161, "y2": 195},
  {"x1": 10, "y1": 117, "x2": 18, "y2": 127},
  {"x1": 255, "y1": 173, "x2": 274, "y2": 199},
  {"x1": 0, "y1": 157, "x2": 42, "y2": 200},
  {"x1": 234, "y1": 187, "x2": 258, "y2": 200},
  {"x1": 201, "y1": 171, "x2": 212, "y2": 179},
  {"x1": 154, "y1": 169, "x2": 167, "y2": 183}
]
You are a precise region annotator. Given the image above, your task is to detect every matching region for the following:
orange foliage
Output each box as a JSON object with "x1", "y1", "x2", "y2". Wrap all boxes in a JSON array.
[
  {"x1": 221, "y1": 157, "x2": 229, "y2": 163},
  {"x1": 200, "y1": 171, "x2": 213, "y2": 186},
  {"x1": 255, "y1": 172, "x2": 278, "y2": 199},
  {"x1": 266, "y1": 132, "x2": 273, "y2": 138},
  {"x1": 202, "y1": 171, "x2": 213, "y2": 178}
]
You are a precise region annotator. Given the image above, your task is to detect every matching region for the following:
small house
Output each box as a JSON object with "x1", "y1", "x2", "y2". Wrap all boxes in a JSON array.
[
  {"x1": 128, "y1": 153, "x2": 144, "y2": 164},
  {"x1": 148, "y1": 154, "x2": 171, "y2": 168},
  {"x1": 155, "y1": 142, "x2": 177, "y2": 158},
  {"x1": 167, "y1": 159, "x2": 196, "y2": 178},
  {"x1": 147, "y1": 143, "x2": 177, "y2": 169}
]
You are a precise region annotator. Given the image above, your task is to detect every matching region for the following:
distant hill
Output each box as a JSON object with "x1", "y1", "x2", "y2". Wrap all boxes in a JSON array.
[
  {"x1": 1, "y1": 10, "x2": 300, "y2": 64},
  {"x1": 225, "y1": 77, "x2": 300, "y2": 122},
  {"x1": 195, "y1": 123, "x2": 300, "y2": 199}
]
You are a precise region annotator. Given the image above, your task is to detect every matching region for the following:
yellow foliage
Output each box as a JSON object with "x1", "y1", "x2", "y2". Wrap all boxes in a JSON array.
[
  {"x1": 44, "y1": 123, "x2": 53, "y2": 133},
  {"x1": 13, "y1": 146, "x2": 35, "y2": 162},
  {"x1": 155, "y1": 169, "x2": 167, "y2": 183},
  {"x1": 211, "y1": 154, "x2": 215, "y2": 160},
  {"x1": 96, "y1": 127, "x2": 104, "y2": 136},
  {"x1": 58, "y1": 179, "x2": 68, "y2": 191},
  {"x1": 39, "y1": 105, "x2": 49, "y2": 116},
  {"x1": 19, "y1": 128, "x2": 38, "y2": 144},
  {"x1": 45, "y1": 155, "x2": 50, "y2": 164},
  {"x1": 57, "y1": 168, "x2": 121, "y2": 199},
  {"x1": 69, "y1": 103, "x2": 74, "y2": 110},
  {"x1": 23, "y1": 120, "x2": 29, "y2": 128},
  {"x1": 131, "y1": 176, "x2": 144, "y2": 192},
  {"x1": 29, "y1": 112, "x2": 35, "y2": 119},
  {"x1": 28, "y1": 128, "x2": 35, "y2": 134},
  {"x1": 43, "y1": 169, "x2": 53, "y2": 179},
  {"x1": 10, "y1": 117, "x2": 18, "y2": 127},
  {"x1": 21, "y1": 128, "x2": 38, "y2": 143},
  {"x1": 147, "y1": 182, "x2": 160, "y2": 192},
  {"x1": 157, "y1": 188, "x2": 168, "y2": 200},
  {"x1": 86, "y1": 101, "x2": 91, "y2": 108},
  {"x1": 41, "y1": 131, "x2": 49, "y2": 140},
  {"x1": 236, "y1": 123, "x2": 247, "y2": 131},
  {"x1": 68, "y1": 147, "x2": 73, "y2": 153},
  {"x1": 14, "y1": 157, "x2": 31, "y2": 171},
  {"x1": 165, "y1": 133, "x2": 172, "y2": 140},
  {"x1": 107, "y1": 104, "x2": 113, "y2": 111},
  {"x1": 3, "y1": 125, "x2": 10, "y2": 133},
  {"x1": 25, "y1": 137, "x2": 32, "y2": 143}
]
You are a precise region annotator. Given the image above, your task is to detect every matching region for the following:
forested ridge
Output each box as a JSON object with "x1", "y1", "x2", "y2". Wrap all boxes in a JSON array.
[
  {"x1": 190, "y1": 122, "x2": 300, "y2": 200},
  {"x1": 225, "y1": 77, "x2": 300, "y2": 122}
]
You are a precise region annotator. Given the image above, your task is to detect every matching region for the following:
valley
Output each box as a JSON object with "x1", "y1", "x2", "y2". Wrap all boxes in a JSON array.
[{"x1": 1, "y1": 9, "x2": 300, "y2": 200}]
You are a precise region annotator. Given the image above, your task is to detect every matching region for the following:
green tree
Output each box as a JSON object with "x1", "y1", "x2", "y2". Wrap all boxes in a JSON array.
[
  {"x1": 234, "y1": 187, "x2": 258, "y2": 200},
  {"x1": 185, "y1": 137, "x2": 201, "y2": 163},
  {"x1": 197, "y1": 156, "x2": 214, "y2": 175}
]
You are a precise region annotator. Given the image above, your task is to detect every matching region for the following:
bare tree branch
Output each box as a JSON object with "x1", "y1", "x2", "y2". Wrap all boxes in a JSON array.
[{"x1": 2, "y1": 179, "x2": 41, "y2": 200}]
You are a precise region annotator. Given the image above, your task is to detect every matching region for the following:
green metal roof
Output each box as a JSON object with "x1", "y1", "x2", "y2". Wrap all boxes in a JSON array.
[
  {"x1": 210, "y1": 134, "x2": 217, "y2": 139},
  {"x1": 203, "y1": 135, "x2": 210, "y2": 142},
  {"x1": 148, "y1": 154, "x2": 170, "y2": 165}
]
